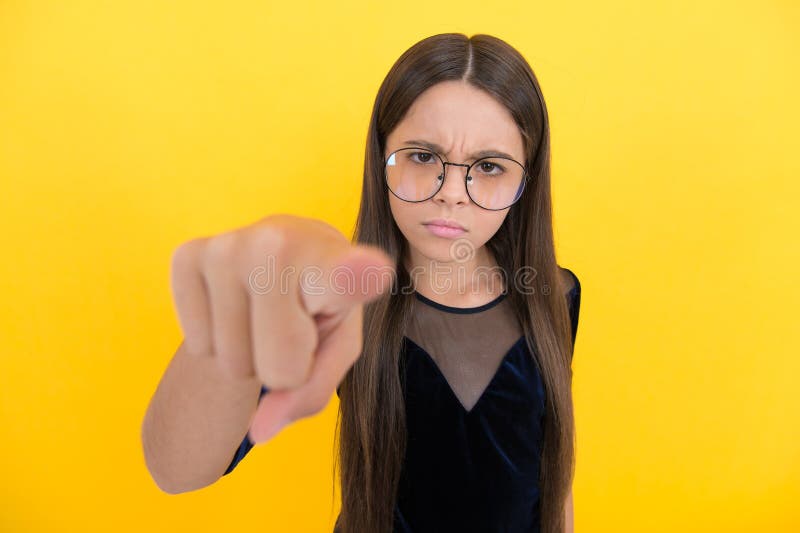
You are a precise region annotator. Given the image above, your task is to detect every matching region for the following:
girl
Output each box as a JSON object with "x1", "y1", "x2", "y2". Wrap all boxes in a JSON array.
[
  {"x1": 239, "y1": 32, "x2": 580, "y2": 532},
  {"x1": 143, "y1": 33, "x2": 580, "y2": 533}
]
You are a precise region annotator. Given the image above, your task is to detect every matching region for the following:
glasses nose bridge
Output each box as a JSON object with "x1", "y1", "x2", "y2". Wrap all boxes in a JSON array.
[
  {"x1": 435, "y1": 160, "x2": 471, "y2": 203},
  {"x1": 441, "y1": 160, "x2": 471, "y2": 182}
]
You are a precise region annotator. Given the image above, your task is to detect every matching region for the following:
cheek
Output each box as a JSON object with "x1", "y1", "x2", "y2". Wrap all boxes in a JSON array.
[
  {"x1": 388, "y1": 193, "x2": 414, "y2": 229},
  {"x1": 473, "y1": 212, "x2": 509, "y2": 242}
]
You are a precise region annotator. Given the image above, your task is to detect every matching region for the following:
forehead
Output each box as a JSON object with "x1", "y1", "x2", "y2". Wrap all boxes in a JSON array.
[{"x1": 386, "y1": 81, "x2": 525, "y2": 160}]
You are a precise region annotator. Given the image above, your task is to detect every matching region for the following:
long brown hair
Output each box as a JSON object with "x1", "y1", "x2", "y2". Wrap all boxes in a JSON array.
[{"x1": 334, "y1": 33, "x2": 576, "y2": 533}]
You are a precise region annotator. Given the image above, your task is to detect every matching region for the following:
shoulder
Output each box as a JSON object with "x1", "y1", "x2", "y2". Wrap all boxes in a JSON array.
[
  {"x1": 558, "y1": 266, "x2": 582, "y2": 351},
  {"x1": 558, "y1": 266, "x2": 581, "y2": 298}
]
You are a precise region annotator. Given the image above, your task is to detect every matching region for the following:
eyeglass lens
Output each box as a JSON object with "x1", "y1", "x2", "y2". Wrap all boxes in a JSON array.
[{"x1": 385, "y1": 148, "x2": 526, "y2": 210}]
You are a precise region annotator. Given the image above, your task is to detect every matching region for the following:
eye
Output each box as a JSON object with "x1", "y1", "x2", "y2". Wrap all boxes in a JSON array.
[
  {"x1": 410, "y1": 151, "x2": 436, "y2": 164},
  {"x1": 477, "y1": 161, "x2": 505, "y2": 175}
]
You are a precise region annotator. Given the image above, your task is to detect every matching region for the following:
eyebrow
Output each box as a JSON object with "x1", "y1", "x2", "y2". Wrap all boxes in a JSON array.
[{"x1": 402, "y1": 139, "x2": 519, "y2": 162}]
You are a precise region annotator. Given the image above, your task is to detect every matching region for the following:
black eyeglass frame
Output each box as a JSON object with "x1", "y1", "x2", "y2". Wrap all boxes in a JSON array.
[{"x1": 383, "y1": 146, "x2": 531, "y2": 211}]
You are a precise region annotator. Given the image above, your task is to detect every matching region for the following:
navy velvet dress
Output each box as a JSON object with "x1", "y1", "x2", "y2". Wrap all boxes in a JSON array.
[{"x1": 223, "y1": 268, "x2": 582, "y2": 533}]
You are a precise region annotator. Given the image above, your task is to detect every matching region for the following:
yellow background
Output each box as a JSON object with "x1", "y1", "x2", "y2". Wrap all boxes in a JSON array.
[{"x1": 1, "y1": 1, "x2": 798, "y2": 531}]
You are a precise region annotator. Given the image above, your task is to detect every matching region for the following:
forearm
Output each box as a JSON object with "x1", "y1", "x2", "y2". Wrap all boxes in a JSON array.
[
  {"x1": 565, "y1": 488, "x2": 574, "y2": 533},
  {"x1": 141, "y1": 340, "x2": 263, "y2": 493}
]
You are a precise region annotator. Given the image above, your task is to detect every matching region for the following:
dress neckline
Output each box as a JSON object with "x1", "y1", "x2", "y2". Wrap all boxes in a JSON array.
[
  {"x1": 413, "y1": 290, "x2": 507, "y2": 314},
  {"x1": 402, "y1": 334, "x2": 528, "y2": 414}
]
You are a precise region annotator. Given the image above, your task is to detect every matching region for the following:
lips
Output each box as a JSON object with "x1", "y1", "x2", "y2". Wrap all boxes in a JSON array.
[{"x1": 423, "y1": 218, "x2": 466, "y2": 231}]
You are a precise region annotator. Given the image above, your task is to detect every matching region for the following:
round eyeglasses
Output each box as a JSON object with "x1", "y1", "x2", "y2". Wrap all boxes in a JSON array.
[{"x1": 384, "y1": 147, "x2": 529, "y2": 211}]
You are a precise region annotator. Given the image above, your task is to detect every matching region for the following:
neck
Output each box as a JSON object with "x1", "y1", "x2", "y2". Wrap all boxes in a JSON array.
[{"x1": 404, "y1": 245, "x2": 506, "y2": 306}]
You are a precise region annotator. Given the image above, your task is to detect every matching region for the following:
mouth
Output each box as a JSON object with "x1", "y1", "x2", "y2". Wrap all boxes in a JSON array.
[
  {"x1": 422, "y1": 218, "x2": 467, "y2": 231},
  {"x1": 422, "y1": 218, "x2": 467, "y2": 239}
]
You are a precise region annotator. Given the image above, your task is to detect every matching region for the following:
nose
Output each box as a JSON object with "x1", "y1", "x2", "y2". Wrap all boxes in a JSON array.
[{"x1": 432, "y1": 163, "x2": 470, "y2": 206}]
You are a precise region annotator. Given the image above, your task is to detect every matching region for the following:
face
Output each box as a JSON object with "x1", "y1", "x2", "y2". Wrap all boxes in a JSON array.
[{"x1": 384, "y1": 80, "x2": 526, "y2": 270}]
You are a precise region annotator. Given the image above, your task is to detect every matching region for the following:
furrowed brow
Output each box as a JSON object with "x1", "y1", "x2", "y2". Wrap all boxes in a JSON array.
[{"x1": 402, "y1": 139, "x2": 517, "y2": 162}]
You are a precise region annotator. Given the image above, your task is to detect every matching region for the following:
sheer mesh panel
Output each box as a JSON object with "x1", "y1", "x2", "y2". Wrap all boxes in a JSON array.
[{"x1": 406, "y1": 291, "x2": 523, "y2": 412}]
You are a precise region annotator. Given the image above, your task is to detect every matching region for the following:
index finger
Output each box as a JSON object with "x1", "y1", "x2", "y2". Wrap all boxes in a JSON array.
[{"x1": 298, "y1": 245, "x2": 396, "y2": 317}]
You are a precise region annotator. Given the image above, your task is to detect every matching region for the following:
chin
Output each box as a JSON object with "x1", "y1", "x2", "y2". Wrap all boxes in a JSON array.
[{"x1": 411, "y1": 239, "x2": 466, "y2": 266}]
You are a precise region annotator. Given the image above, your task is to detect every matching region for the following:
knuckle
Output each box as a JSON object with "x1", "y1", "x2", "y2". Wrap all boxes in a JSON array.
[
  {"x1": 204, "y1": 231, "x2": 241, "y2": 266},
  {"x1": 253, "y1": 224, "x2": 288, "y2": 257},
  {"x1": 259, "y1": 214, "x2": 346, "y2": 248},
  {"x1": 171, "y1": 238, "x2": 204, "y2": 275},
  {"x1": 307, "y1": 218, "x2": 348, "y2": 244},
  {"x1": 243, "y1": 223, "x2": 289, "y2": 276}
]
